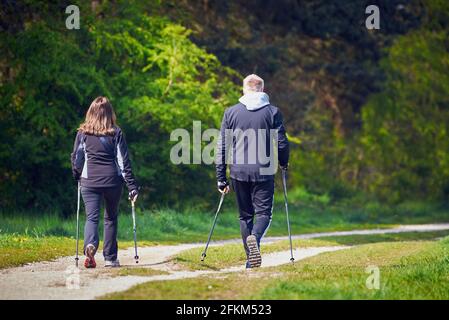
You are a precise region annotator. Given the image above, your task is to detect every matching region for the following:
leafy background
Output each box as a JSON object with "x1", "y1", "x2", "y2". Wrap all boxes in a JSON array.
[{"x1": 1, "y1": 0, "x2": 449, "y2": 215}]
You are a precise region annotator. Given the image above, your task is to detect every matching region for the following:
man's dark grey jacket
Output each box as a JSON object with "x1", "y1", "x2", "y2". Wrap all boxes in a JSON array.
[{"x1": 216, "y1": 92, "x2": 289, "y2": 182}]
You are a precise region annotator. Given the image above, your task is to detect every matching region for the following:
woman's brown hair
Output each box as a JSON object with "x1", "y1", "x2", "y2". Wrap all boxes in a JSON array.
[{"x1": 78, "y1": 96, "x2": 117, "y2": 136}]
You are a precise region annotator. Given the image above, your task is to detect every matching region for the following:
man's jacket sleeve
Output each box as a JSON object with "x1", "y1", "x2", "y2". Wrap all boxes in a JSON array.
[
  {"x1": 71, "y1": 131, "x2": 85, "y2": 179},
  {"x1": 216, "y1": 110, "x2": 229, "y2": 182},
  {"x1": 274, "y1": 109, "x2": 290, "y2": 167},
  {"x1": 115, "y1": 129, "x2": 138, "y2": 192}
]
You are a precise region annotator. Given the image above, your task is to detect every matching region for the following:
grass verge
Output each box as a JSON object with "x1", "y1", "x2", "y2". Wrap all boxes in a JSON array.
[
  {"x1": 173, "y1": 230, "x2": 449, "y2": 271},
  {"x1": 0, "y1": 207, "x2": 397, "y2": 244},
  {"x1": 256, "y1": 239, "x2": 449, "y2": 299},
  {"x1": 1, "y1": 195, "x2": 448, "y2": 269},
  {"x1": 109, "y1": 267, "x2": 169, "y2": 277},
  {"x1": 174, "y1": 239, "x2": 339, "y2": 271},
  {"x1": 0, "y1": 234, "x2": 158, "y2": 269},
  {"x1": 103, "y1": 236, "x2": 449, "y2": 299}
]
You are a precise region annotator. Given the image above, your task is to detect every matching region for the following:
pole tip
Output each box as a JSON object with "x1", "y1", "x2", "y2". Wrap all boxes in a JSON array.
[{"x1": 290, "y1": 258, "x2": 295, "y2": 262}]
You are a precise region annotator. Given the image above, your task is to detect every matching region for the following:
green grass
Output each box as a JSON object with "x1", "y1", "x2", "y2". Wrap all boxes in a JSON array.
[
  {"x1": 109, "y1": 267, "x2": 169, "y2": 277},
  {"x1": 1, "y1": 193, "x2": 448, "y2": 269},
  {"x1": 257, "y1": 239, "x2": 449, "y2": 299},
  {"x1": 174, "y1": 239, "x2": 339, "y2": 271},
  {"x1": 173, "y1": 230, "x2": 449, "y2": 271},
  {"x1": 0, "y1": 234, "x2": 76, "y2": 269},
  {"x1": 0, "y1": 233, "x2": 158, "y2": 269},
  {"x1": 104, "y1": 235, "x2": 449, "y2": 300},
  {"x1": 315, "y1": 230, "x2": 449, "y2": 246},
  {"x1": 0, "y1": 207, "x2": 395, "y2": 244},
  {"x1": 0, "y1": 204, "x2": 393, "y2": 269},
  {"x1": 3, "y1": 193, "x2": 449, "y2": 243},
  {"x1": 101, "y1": 274, "x2": 268, "y2": 300}
]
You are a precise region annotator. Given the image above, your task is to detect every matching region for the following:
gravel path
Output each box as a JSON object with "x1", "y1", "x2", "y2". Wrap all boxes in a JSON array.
[{"x1": 1, "y1": 223, "x2": 448, "y2": 300}]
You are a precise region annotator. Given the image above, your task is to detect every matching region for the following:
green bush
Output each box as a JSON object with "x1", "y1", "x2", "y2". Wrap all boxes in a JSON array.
[{"x1": 0, "y1": 1, "x2": 239, "y2": 214}]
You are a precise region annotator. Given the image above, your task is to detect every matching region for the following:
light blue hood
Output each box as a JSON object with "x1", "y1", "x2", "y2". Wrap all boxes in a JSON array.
[{"x1": 239, "y1": 92, "x2": 270, "y2": 111}]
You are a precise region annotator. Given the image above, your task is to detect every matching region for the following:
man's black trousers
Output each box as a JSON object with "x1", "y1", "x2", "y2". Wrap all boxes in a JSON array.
[{"x1": 231, "y1": 179, "x2": 274, "y2": 258}]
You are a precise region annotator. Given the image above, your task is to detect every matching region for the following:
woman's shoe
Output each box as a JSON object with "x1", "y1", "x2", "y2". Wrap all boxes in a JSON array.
[
  {"x1": 84, "y1": 244, "x2": 97, "y2": 268},
  {"x1": 104, "y1": 260, "x2": 120, "y2": 268}
]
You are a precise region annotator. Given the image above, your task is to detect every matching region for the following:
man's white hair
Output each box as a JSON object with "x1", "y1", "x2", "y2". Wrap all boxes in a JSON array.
[{"x1": 243, "y1": 74, "x2": 264, "y2": 94}]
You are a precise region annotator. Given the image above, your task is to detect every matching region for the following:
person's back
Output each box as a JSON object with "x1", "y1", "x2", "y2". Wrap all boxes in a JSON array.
[
  {"x1": 82, "y1": 134, "x2": 119, "y2": 185},
  {"x1": 220, "y1": 96, "x2": 288, "y2": 182},
  {"x1": 73, "y1": 126, "x2": 135, "y2": 188}
]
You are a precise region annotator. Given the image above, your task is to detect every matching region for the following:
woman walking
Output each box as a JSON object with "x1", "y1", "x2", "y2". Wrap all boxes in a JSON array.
[{"x1": 71, "y1": 96, "x2": 138, "y2": 268}]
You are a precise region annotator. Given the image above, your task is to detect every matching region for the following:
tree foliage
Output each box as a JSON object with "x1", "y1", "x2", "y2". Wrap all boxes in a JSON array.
[
  {"x1": 359, "y1": 0, "x2": 449, "y2": 201},
  {"x1": 1, "y1": 0, "x2": 449, "y2": 215},
  {"x1": 0, "y1": 1, "x2": 239, "y2": 213}
]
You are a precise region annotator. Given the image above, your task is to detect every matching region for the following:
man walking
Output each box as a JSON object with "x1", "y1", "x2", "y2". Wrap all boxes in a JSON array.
[{"x1": 216, "y1": 74, "x2": 290, "y2": 268}]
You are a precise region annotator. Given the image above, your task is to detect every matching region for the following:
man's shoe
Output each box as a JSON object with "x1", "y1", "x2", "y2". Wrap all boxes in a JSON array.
[
  {"x1": 84, "y1": 244, "x2": 97, "y2": 269},
  {"x1": 104, "y1": 260, "x2": 120, "y2": 268},
  {"x1": 246, "y1": 235, "x2": 262, "y2": 268}
]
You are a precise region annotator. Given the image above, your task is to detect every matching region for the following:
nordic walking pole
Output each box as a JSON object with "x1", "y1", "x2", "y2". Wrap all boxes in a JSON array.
[
  {"x1": 281, "y1": 168, "x2": 295, "y2": 262},
  {"x1": 201, "y1": 192, "x2": 226, "y2": 262},
  {"x1": 131, "y1": 199, "x2": 139, "y2": 263},
  {"x1": 75, "y1": 181, "x2": 81, "y2": 267}
]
